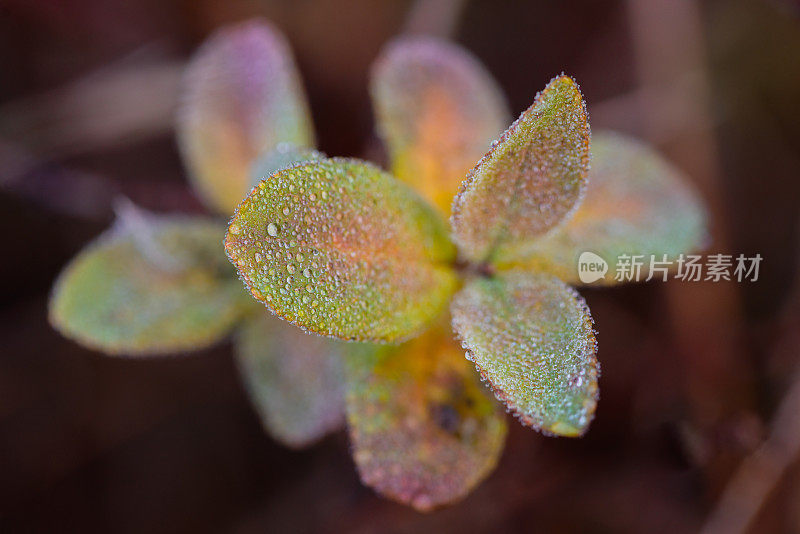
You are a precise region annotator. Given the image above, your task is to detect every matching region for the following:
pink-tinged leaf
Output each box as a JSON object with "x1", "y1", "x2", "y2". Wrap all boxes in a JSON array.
[
  {"x1": 225, "y1": 158, "x2": 458, "y2": 343},
  {"x1": 49, "y1": 212, "x2": 247, "y2": 355},
  {"x1": 451, "y1": 75, "x2": 591, "y2": 263},
  {"x1": 235, "y1": 312, "x2": 345, "y2": 448},
  {"x1": 177, "y1": 19, "x2": 315, "y2": 214},
  {"x1": 371, "y1": 36, "x2": 509, "y2": 215},
  {"x1": 345, "y1": 322, "x2": 507, "y2": 511},
  {"x1": 451, "y1": 271, "x2": 599, "y2": 437},
  {"x1": 495, "y1": 131, "x2": 709, "y2": 285}
]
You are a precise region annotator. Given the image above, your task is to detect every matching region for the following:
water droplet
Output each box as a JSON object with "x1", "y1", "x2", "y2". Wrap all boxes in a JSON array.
[
  {"x1": 287, "y1": 264, "x2": 296, "y2": 274},
  {"x1": 302, "y1": 268, "x2": 312, "y2": 278},
  {"x1": 267, "y1": 223, "x2": 279, "y2": 237},
  {"x1": 254, "y1": 253, "x2": 263, "y2": 263},
  {"x1": 229, "y1": 224, "x2": 241, "y2": 235}
]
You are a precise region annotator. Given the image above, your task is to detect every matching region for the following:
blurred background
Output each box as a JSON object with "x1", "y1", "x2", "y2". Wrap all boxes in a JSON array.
[{"x1": 1, "y1": 0, "x2": 799, "y2": 532}]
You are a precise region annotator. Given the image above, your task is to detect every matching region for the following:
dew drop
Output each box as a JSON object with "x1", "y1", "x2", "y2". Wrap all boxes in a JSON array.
[{"x1": 267, "y1": 223, "x2": 279, "y2": 237}]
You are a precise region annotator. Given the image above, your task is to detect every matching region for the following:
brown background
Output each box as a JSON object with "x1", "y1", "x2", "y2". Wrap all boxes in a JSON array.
[{"x1": 1, "y1": 0, "x2": 799, "y2": 532}]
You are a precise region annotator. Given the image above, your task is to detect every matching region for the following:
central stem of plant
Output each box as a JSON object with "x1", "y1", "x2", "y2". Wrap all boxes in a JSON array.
[{"x1": 454, "y1": 259, "x2": 494, "y2": 278}]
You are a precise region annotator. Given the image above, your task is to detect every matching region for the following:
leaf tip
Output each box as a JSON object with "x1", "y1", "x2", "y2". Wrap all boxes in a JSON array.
[
  {"x1": 451, "y1": 273, "x2": 599, "y2": 438},
  {"x1": 451, "y1": 73, "x2": 591, "y2": 262}
]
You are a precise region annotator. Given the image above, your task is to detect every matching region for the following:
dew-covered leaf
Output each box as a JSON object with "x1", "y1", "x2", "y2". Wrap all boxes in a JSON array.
[
  {"x1": 177, "y1": 19, "x2": 315, "y2": 214},
  {"x1": 249, "y1": 143, "x2": 325, "y2": 190},
  {"x1": 235, "y1": 312, "x2": 345, "y2": 448},
  {"x1": 225, "y1": 158, "x2": 458, "y2": 343},
  {"x1": 451, "y1": 75, "x2": 591, "y2": 263},
  {"x1": 451, "y1": 271, "x2": 599, "y2": 437},
  {"x1": 345, "y1": 322, "x2": 507, "y2": 511},
  {"x1": 495, "y1": 131, "x2": 708, "y2": 284},
  {"x1": 371, "y1": 37, "x2": 509, "y2": 215},
  {"x1": 49, "y1": 214, "x2": 247, "y2": 355}
]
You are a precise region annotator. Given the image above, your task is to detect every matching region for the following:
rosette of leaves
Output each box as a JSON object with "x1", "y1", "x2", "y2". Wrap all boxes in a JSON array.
[{"x1": 50, "y1": 19, "x2": 707, "y2": 511}]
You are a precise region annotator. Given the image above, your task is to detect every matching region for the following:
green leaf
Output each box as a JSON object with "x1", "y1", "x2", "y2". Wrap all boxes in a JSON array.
[
  {"x1": 371, "y1": 36, "x2": 509, "y2": 216},
  {"x1": 451, "y1": 75, "x2": 591, "y2": 263},
  {"x1": 225, "y1": 158, "x2": 458, "y2": 343},
  {"x1": 451, "y1": 271, "x2": 599, "y2": 437},
  {"x1": 177, "y1": 19, "x2": 315, "y2": 215},
  {"x1": 345, "y1": 322, "x2": 507, "y2": 511},
  {"x1": 49, "y1": 212, "x2": 247, "y2": 355},
  {"x1": 235, "y1": 312, "x2": 345, "y2": 448},
  {"x1": 495, "y1": 131, "x2": 709, "y2": 285}
]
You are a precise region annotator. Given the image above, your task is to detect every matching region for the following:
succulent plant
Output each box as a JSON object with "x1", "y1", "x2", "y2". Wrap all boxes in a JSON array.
[{"x1": 49, "y1": 18, "x2": 706, "y2": 511}]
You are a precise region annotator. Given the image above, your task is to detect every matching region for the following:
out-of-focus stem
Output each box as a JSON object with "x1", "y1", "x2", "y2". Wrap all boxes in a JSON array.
[
  {"x1": 701, "y1": 363, "x2": 800, "y2": 534},
  {"x1": 0, "y1": 60, "x2": 181, "y2": 159},
  {"x1": 113, "y1": 197, "x2": 185, "y2": 273}
]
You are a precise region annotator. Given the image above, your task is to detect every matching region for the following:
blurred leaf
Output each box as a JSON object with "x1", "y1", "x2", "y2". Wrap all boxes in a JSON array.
[
  {"x1": 345, "y1": 322, "x2": 507, "y2": 511},
  {"x1": 249, "y1": 143, "x2": 326, "y2": 190},
  {"x1": 235, "y1": 312, "x2": 345, "y2": 448},
  {"x1": 451, "y1": 75, "x2": 590, "y2": 263},
  {"x1": 49, "y1": 214, "x2": 246, "y2": 355},
  {"x1": 495, "y1": 131, "x2": 708, "y2": 285},
  {"x1": 451, "y1": 271, "x2": 598, "y2": 437},
  {"x1": 370, "y1": 36, "x2": 509, "y2": 215},
  {"x1": 176, "y1": 19, "x2": 315, "y2": 214},
  {"x1": 225, "y1": 158, "x2": 458, "y2": 343}
]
